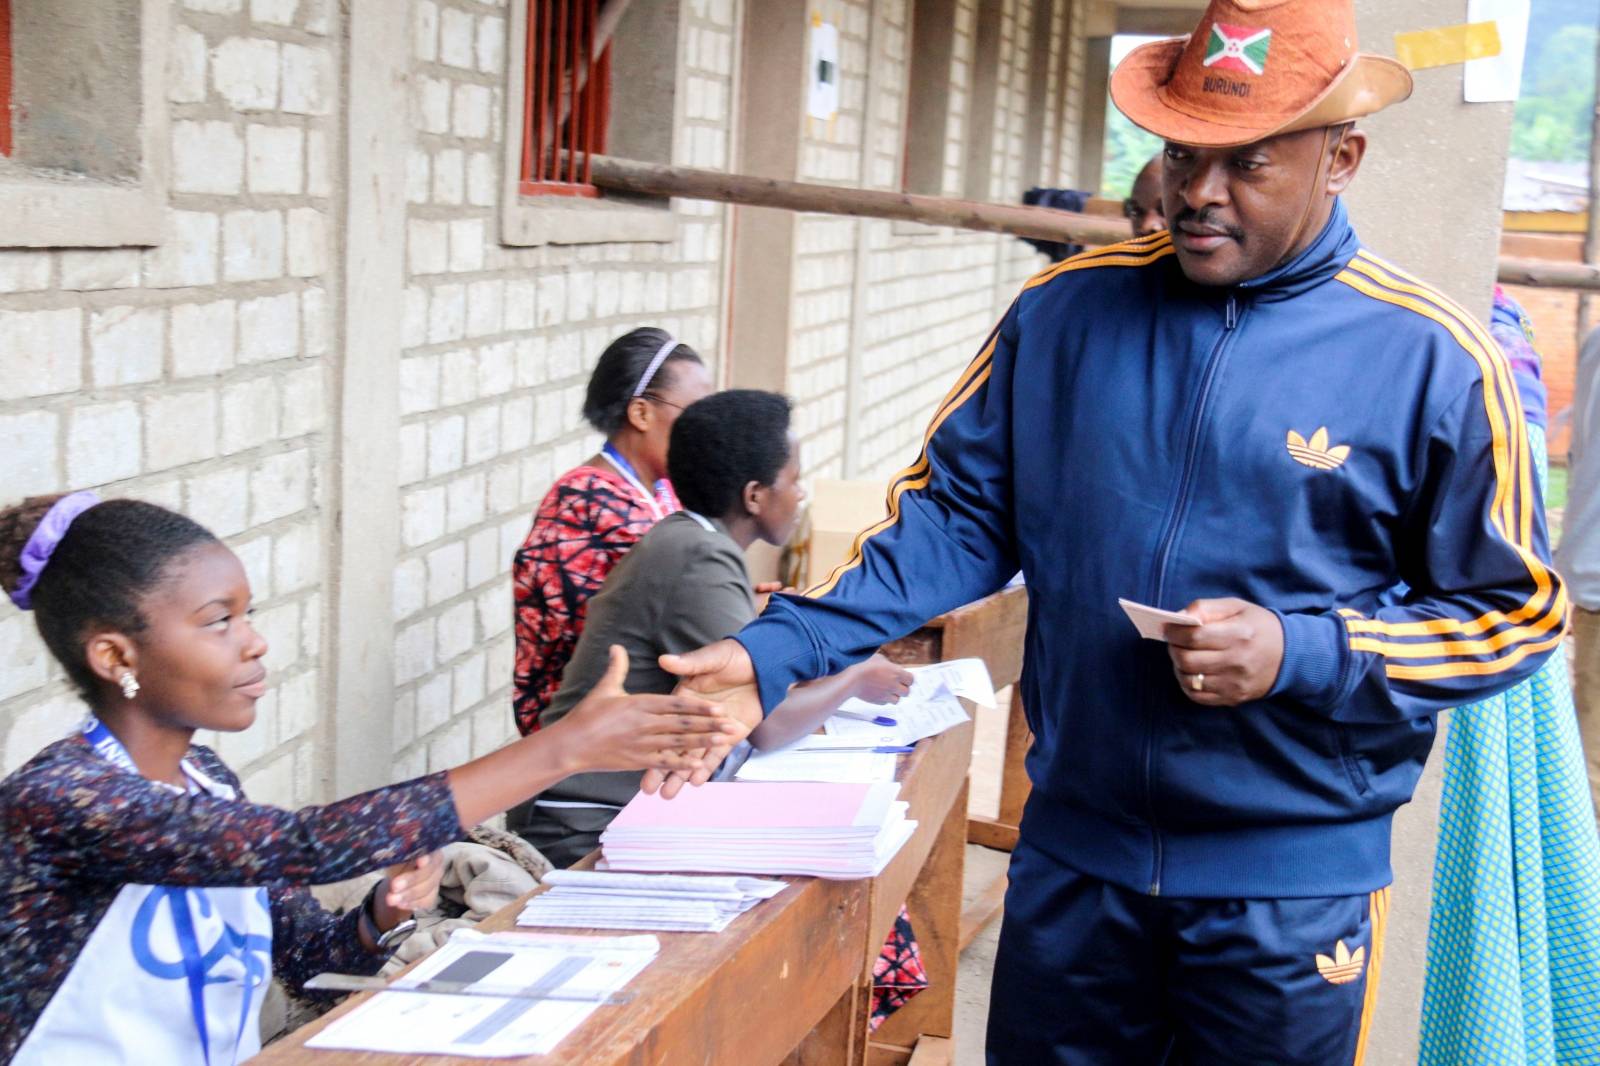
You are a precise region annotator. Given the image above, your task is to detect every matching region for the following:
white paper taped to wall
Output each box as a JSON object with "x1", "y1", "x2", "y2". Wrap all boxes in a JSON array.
[{"x1": 1464, "y1": 0, "x2": 1531, "y2": 103}]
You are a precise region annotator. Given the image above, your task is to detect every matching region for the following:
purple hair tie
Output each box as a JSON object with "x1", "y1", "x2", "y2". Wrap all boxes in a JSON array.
[{"x1": 9, "y1": 491, "x2": 101, "y2": 611}]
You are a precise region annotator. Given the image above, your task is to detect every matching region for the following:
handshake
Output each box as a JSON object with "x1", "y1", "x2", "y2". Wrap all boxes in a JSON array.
[{"x1": 551, "y1": 638, "x2": 910, "y2": 801}]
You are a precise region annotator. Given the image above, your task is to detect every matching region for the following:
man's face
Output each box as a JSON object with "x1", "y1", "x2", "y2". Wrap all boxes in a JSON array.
[
  {"x1": 1162, "y1": 127, "x2": 1348, "y2": 288},
  {"x1": 1125, "y1": 163, "x2": 1166, "y2": 238}
]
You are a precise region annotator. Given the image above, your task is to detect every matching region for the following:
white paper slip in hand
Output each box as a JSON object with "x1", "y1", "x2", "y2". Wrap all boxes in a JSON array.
[{"x1": 1118, "y1": 598, "x2": 1202, "y2": 642}]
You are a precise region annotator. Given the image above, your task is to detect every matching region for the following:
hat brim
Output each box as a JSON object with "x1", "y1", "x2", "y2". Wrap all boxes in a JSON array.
[{"x1": 1109, "y1": 37, "x2": 1414, "y2": 149}]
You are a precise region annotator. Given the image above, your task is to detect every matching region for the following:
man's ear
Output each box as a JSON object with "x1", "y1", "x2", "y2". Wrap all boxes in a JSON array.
[
  {"x1": 1326, "y1": 128, "x2": 1366, "y2": 197},
  {"x1": 85, "y1": 630, "x2": 138, "y2": 687}
]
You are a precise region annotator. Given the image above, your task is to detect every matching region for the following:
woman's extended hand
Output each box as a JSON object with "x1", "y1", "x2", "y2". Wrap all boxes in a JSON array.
[{"x1": 552, "y1": 644, "x2": 742, "y2": 773}]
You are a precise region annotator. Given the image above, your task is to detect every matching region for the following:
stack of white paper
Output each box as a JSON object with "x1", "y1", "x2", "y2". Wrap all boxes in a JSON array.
[
  {"x1": 733, "y1": 741, "x2": 899, "y2": 783},
  {"x1": 306, "y1": 930, "x2": 656, "y2": 1057},
  {"x1": 600, "y1": 781, "x2": 917, "y2": 880},
  {"x1": 825, "y1": 658, "x2": 990, "y2": 745},
  {"x1": 517, "y1": 870, "x2": 788, "y2": 933}
]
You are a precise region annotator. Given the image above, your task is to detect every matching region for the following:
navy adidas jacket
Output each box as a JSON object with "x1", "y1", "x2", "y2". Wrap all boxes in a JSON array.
[{"x1": 738, "y1": 200, "x2": 1566, "y2": 899}]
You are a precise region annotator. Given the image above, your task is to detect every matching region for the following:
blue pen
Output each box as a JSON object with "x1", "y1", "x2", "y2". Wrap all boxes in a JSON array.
[
  {"x1": 796, "y1": 744, "x2": 915, "y2": 755},
  {"x1": 833, "y1": 709, "x2": 898, "y2": 727}
]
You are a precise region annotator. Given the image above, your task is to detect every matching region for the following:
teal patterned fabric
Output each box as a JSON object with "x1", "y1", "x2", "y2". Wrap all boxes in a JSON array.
[{"x1": 1421, "y1": 426, "x2": 1600, "y2": 1065}]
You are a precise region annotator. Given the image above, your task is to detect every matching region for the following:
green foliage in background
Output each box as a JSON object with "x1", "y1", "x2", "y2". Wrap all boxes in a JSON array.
[
  {"x1": 1511, "y1": 24, "x2": 1598, "y2": 163},
  {"x1": 1100, "y1": 102, "x2": 1163, "y2": 199}
]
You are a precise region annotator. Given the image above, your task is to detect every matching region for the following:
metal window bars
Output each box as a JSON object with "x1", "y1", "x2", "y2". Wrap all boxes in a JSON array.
[{"x1": 520, "y1": 0, "x2": 610, "y2": 197}]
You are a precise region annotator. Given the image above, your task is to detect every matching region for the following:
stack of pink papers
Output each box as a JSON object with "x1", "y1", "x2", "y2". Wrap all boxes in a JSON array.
[{"x1": 599, "y1": 782, "x2": 916, "y2": 880}]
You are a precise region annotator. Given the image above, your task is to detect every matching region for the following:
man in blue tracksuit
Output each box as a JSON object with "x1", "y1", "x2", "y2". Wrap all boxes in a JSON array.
[{"x1": 659, "y1": 1, "x2": 1567, "y2": 1061}]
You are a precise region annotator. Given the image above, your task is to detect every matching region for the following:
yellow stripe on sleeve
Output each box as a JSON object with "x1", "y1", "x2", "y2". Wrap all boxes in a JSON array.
[
  {"x1": 804, "y1": 239, "x2": 1176, "y2": 601},
  {"x1": 1332, "y1": 264, "x2": 1562, "y2": 674}
]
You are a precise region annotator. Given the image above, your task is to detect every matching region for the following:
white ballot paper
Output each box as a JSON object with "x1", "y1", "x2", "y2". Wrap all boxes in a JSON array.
[
  {"x1": 824, "y1": 659, "x2": 988, "y2": 746},
  {"x1": 306, "y1": 930, "x2": 657, "y2": 1057},
  {"x1": 519, "y1": 871, "x2": 787, "y2": 933},
  {"x1": 735, "y1": 746, "x2": 899, "y2": 783},
  {"x1": 1118, "y1": 598, "x2": 1202, "y2": 642}
]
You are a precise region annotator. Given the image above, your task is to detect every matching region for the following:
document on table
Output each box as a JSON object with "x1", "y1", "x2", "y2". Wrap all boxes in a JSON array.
[
  {"x1": 601, "y1": 781, "x2": 917, "y2": 879},
  {"x1": 518, "y1": 870, "x2": 788, "y2": 933},
  {"x1": 734, "y1": 746, "x2": 899, "y2": 783},
  {"x1": 305, "y1": 930, "x2": 657, "y2": 1057},
  {"x1": 823, "y1": 658, "x2": 989, "y2": 746}
]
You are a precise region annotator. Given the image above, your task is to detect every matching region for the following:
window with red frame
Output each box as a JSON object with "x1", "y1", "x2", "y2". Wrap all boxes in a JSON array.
[
  {"x1": 0, "y1": 0, "x2": 13, "y2": 157},
  {"x1": 521, "y1": 0, "x2": 612, "y2": 198}
]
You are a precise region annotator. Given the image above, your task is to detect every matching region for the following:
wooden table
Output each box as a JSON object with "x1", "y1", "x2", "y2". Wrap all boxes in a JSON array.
[
  {"x1": 882, "y1": 585, "x2": 1032, "y2": 950},
  {"x1": 258, "y1": 722, "x2": 973, "y2": 1066}
]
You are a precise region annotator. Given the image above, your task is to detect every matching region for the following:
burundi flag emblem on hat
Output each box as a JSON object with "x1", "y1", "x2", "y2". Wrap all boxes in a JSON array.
[
  {"x1": 1108, "y1": 0, "x2": 1414, "y2": 149},
  {"x1": 1203, "y1": 23, "x2": 1272, "y2": 76}
]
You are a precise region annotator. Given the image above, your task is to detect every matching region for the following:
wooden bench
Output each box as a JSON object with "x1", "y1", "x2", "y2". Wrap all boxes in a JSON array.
[
  {"x1": 882, "y1": 585, "x2": 1032, "y2": 951},
  {"x1": 256, "y1": 721, "x2": 973, "y2": 1066}
]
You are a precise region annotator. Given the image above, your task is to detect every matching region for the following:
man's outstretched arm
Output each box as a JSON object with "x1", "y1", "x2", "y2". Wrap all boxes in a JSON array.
[{"x1": 657, "y1": 304, "x2": 1024, "y2": 761}]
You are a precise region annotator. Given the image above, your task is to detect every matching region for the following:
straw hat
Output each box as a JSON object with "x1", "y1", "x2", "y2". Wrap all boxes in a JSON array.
[{"x1": 1110, "y1": 0, "x2": 1413, "y2": 149}]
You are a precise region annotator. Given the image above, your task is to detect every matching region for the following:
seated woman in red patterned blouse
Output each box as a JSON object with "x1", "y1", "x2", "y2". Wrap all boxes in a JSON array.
[{"x1": 512, "y1": 328, "x2": 714, "y2": 735}]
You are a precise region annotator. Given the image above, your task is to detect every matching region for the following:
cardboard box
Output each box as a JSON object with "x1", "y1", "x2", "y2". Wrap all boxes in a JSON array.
[{"x1": 803, "y1": 478, "x2": 887, "y2": 587}]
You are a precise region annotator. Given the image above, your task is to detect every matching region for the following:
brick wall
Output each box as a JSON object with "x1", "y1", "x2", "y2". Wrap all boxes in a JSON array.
[
  {"x1": 0, "y1": 0, "x2": 1076, "y2": 802},
  {"x1": 0, "y1": 0, "x2": 336, "y2": 808},
  {"x1": 390, "y1": 0, "x2": 739, "y2": 781}
]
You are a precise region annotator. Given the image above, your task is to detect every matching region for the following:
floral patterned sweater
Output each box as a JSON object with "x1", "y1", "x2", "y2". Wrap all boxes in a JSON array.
[
  {"x1": 512, "y1": 465, "x2": 675, "y2": 735},
  {"x1": 0, "y1": 734, "x2": 462, "y2": 1061}
]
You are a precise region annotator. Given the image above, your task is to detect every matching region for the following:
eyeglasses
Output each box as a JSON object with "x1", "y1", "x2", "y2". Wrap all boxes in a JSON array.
[{"x1": 641, "y1": 392, "x2": 686, "y2": 412}]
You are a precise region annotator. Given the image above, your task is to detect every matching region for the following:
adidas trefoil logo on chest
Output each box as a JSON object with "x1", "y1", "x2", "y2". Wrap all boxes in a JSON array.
[{"x1": 1286, "y1": 427, "x2": 1350, "y2": 471}]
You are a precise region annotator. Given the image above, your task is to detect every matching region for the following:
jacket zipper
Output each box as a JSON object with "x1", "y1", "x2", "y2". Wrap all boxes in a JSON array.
[{"x1": 1140, "y1": 291, "x2": 1244, "y2": 896}]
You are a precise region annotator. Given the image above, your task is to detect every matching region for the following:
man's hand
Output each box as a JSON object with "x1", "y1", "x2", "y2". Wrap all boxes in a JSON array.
[
  {"x1": 1165, "y1": 598, "x2": 1284, "y2": 707},
  {"x1": 646, "y1": 639, "x2": 764, "y2": 798}
]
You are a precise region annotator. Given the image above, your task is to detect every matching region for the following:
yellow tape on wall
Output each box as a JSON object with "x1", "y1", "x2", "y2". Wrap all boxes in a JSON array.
[{"x1": 1394, "y1": 21, "x2": 1503, "y2": 71}]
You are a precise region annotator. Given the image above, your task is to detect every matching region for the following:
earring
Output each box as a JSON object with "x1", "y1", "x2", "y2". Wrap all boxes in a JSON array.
[{"x1": 119, "y1": 671, "x2": 140, "y2": 700}]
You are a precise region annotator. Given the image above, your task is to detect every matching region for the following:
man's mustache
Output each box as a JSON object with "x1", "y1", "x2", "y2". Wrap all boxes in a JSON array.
[{"x1": 1172, "y1": 207, "x2": 1245, "y2": 241}]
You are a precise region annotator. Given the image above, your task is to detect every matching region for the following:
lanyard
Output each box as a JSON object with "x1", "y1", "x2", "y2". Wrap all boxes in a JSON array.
[
  {"x1": 81, "y1": 717, "x2": 250, "y2": 1066},
  {"x1": 600, "y1": 443, "x2": 666, "y2": 521}
]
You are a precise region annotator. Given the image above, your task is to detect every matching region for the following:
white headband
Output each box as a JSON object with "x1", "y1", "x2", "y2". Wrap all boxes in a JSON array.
[{"x1": 632, "y1": 335, "x2": 679, "y2": 398}]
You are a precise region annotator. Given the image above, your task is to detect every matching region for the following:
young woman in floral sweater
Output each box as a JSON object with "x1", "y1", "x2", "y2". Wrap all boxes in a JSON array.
[{"x1": 0, "y1": 493, "x2": 736, "y2": 1065}]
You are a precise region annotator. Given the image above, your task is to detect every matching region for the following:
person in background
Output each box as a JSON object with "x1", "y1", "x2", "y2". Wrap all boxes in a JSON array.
[
  {"x1": 510, "y1": 390, "x2": 922, "y2": 1030},
  {"x1": 1491, "y1": 286, "x2": 1548, "y2": 438},
  {"x1": 512, "y1": 327, "x2": 714, "y2": 736},
  {"x1": 1559, "y1": 323, "x2": 1600, "y2": 815},
  {"x1": 509, "y1": 390, "x2": 913, "y2": 867},
  {"x1": 0, "y1": 493, "x2": 735, "y2": 1064},
  {"x1": 1123, "y1": 154, "x2": 1166, "y2": 238}
]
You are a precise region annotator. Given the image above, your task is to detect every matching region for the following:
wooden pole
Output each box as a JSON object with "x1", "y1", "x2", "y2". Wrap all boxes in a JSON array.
[
  {"x1": 578, "y1": 153, "x2": 1600, "y2": 291},
  {"x1": 1498, "y1": 256, "x2": 1600, "y2": 294},
  {"x1": 582, "y1": 153, "x2": 1136, "y2": 247}
]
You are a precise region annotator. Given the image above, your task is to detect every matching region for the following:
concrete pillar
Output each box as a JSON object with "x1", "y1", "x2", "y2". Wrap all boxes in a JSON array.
[
  {"x1": 329, "y1": 0, "x2": 410, "y2": 795},
  {"x1": 726, "y1": 0, "x2": 806, "y2": 393},
  {"x1": 1342, "y1": 4, "x2": 1517, "y2": 1062},
  {"x1": 1078, "y1": 36, "x2": 1112, "y2": 191}
]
